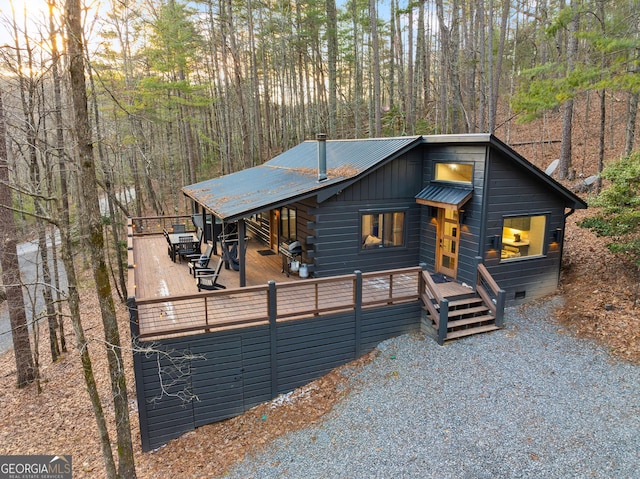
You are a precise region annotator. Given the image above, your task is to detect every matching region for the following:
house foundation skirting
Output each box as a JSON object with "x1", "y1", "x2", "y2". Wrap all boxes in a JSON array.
[{"x1": 131, "y1": 300, "x2": 421, "y2": 451}]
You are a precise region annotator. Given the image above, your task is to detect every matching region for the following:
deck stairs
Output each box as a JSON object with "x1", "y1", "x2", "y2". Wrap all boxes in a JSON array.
[{"x1": 420, "y1": 265, "x2": 506, "y2": 344}]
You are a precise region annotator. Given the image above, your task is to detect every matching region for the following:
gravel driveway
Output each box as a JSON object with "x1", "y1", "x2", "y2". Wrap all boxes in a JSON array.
[{"x1": 221, "y1": 296, "x2": 640, "y2": 479}]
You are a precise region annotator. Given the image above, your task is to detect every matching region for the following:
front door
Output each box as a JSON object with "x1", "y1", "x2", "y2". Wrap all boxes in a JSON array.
[{"x1": 436, "y1": 208, "x2": 460, "y2": 279}]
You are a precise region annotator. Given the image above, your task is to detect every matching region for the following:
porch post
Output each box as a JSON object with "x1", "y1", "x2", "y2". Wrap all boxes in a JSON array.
[{"x1": 239, "y1": 219, "x2": 246, "y2": 287}]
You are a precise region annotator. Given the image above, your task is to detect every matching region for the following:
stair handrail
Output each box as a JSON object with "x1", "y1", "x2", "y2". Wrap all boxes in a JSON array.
[
  {"x1": 419, "y1": 266, "x2": 449, "y2": 345},
  {"x1": 474, "y1": 256, "x2": 506, "y2": 328}
]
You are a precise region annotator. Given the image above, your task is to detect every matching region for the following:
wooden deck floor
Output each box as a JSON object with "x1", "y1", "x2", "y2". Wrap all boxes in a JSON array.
[{"x1": 132, "y1": 235, "x2": 300, "y2": 299}]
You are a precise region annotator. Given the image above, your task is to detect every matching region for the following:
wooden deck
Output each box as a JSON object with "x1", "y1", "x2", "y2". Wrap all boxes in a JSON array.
[
  {"x1": 129, "y1": 234, "x2": 424, "y2": 340},
  {"x1": 132, "y1": 235, "x2": 299, "y2": 299},
  {"x1": 129, "y1": 233, "x2": 488, "y2": 341}
]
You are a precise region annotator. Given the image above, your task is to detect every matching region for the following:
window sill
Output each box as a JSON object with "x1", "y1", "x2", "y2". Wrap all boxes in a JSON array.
[{"x1": 500, "y1": 254, "x2": 545, "y2": 263}]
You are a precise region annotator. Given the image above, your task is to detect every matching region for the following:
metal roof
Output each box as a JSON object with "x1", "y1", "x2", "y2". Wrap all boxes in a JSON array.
[
  {"x1": 183, "y1": 136, "x2": 422, "y2": 221},
  {"x1": 183, "y1": 134, "x2": 587, "y2": 221},
  {"x1": 415, "y1": 184, "x2": 473, "y2": 209}
]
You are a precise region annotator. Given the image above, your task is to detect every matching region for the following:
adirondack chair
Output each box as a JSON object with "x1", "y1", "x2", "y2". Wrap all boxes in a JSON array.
[
  {"x1": 187, "y1": 243, "x2": 214, "y2": 276},
  {"x1": 195, "y1": 257, "x2": 226, "y2": 292}
]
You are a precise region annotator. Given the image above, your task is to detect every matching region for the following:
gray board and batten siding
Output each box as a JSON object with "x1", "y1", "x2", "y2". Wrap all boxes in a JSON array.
[
  {"x1": 481, "y1": 145, "x2": 574, "y2": 302},
  {"x1": 307, "y1": 151, "x2": 424, "y2": 278},
  {"x1": 418, "y1": 143, "x2": 488, "y2": 288},
  {"x1": 131, "y1": 299, "x2": 421, "y2": 451}
]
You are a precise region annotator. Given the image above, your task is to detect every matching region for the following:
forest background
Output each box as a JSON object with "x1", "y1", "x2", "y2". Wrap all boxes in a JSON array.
[{"x1": 0, "y1": 0, "x2": 639, "y2": 477}]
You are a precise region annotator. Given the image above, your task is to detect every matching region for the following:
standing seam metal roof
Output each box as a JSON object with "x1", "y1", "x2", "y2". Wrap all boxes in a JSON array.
[
  {"x1": 182, "y1": 136, "x2": 422, "y2": 221},
  {"x1": 182, "y1": 134, "x2": 587, "y2": 221}
]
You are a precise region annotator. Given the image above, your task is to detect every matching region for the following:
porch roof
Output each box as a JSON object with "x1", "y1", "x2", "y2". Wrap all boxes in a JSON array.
[
  {"x1": 182, "y1": 136, "x2": 423, "y2": 221},
  {"x1": 415, "y1": 184, "x2": 473, "y2": 210}
]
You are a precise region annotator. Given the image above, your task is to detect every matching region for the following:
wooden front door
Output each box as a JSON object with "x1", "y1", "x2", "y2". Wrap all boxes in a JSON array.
[
  {"x1": 269, "y1": 209, "x2": 279, "y2": 251},
  {"x1": 436, "y1": 208, "x2": 460, "y2": 279}
]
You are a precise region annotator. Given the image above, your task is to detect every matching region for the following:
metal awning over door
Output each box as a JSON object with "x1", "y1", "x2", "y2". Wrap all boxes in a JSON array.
[{"x1": 415, "y1": 184, "x2": 473, "y2": 210}]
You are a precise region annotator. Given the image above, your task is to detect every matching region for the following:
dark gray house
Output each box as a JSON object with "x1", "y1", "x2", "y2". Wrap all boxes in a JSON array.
[
  {"x1": 129, "y1": 134, "x2": 587, "y2": 451},
  {"x1": 184, "y1": 134, "x2": 586, "y2": 305}
]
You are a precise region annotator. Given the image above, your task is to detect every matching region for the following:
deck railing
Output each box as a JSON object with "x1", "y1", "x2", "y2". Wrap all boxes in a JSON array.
[
  {"x1": 130, "y1": 215, "x2": 196, "y2": 236},
  {"x1": 475, "y1": 256, "x2": 506, "y2": 328},
  {"x1": 130, "y1": 267, "x2": 423, "y2": 340},
  {"x1": 419, "y1": 267, "x2": 450, "y2": 344}
]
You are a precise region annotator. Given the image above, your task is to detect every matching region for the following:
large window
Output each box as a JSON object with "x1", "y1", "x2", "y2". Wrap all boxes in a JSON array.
[
  {"x1": 434, "y1": 163, "x2": 473, "y2": 184},
  {"x1": 501, "y1": 215, "x2": 547, "y2": 261},
  {"x1": 361, "y1": 211, "x2": 405, "y2": 249},
  {"x1": 281, "y1": 207, "x2": 297, "y2": 241}
]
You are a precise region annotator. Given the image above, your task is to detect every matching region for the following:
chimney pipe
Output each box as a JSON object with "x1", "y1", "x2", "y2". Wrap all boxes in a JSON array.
[{"x1": 317, "y1": 133, "x2": 327, "y2": 182}]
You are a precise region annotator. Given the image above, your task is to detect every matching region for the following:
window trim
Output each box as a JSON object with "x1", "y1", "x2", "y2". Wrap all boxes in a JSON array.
[
  {"x1": 359, "y1": 208, "x2": 408, "y2": 251},
  {"x1": 499, "y1": 213, "x2": 550, "y2": 263}
]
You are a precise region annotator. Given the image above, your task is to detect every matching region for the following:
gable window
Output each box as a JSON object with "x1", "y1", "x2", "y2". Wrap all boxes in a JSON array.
[
  {"x1": 281, "y1": 207, "x2": 297, "y2": 241},
  {"x1": 361, "y1": 211, "x2": 405, "y2": 249},
  {"x1": 434, "y1": 163, "x2": 473, "y2": 184},
  {"x1": 501, "y1": 215, "x2": 547, "y2": 261}
]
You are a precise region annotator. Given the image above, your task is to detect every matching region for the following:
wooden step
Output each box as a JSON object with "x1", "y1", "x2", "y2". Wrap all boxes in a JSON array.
[
  {"x1": 447, "y1": 297, "x2": 483, "y2": 308},
  {"x1": 447, "y1": 314, "x2": 495, "y2": 329},
  {"x1": 445, "y1": 324, "x2": 501, "y2": 341},
  {"x1": 447, "y1": 305, "x2": 489, "y2": 318}
]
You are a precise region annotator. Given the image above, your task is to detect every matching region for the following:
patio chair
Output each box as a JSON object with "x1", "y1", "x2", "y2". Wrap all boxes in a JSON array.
[
  {"x1": 187, "y1": 243, "x2": 214, "y2": 276},
  {"x1": 177, "y1": 235, "x2": 199, "y2": 262},
  {"x1": 195, "y1": 257, "x2": 226, "y2": 292},
  {"x1": 163, "y1": 229, "x2": 173, "y2": 258},
  {"x1": 172, "y1": 223, "x2": 186, "y2": 233}
]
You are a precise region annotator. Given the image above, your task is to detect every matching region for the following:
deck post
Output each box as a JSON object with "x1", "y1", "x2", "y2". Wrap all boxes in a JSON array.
[
  {"x1": 354, "y1": 270, "x2": 362, "y2": 358},
  {"x1": 437, "y1": 298, "x2": 449, "y2": 345},
  {"x1": 474, "y1": 256, "x2": 484, "y2": 293},
  {"x1": 268, "y1": 280, "x2": 278, "y2": 396},
  {"x1": 495, "y1": 289, "x2": 506, "y2": 328}
]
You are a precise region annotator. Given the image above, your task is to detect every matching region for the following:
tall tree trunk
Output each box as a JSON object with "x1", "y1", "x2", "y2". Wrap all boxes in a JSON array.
[
  {"x1": 0, "y1": 90, "x2": 36, "y2": 387},
  {"x1": 626, "y1": 91, "x2": 639, "y2": 157},
  {"x1": 85, "y1": 56, "x2": 128, "y2": 300},
  {"x1": 326, "y1": 0, "x2": 338, "y2": 138},
  {"x1": 65, "y1": 0, "x2": 137, "y2": 476},
  {"x1": 558, "y1": 0, "x2": 579, "y2": 180},
  {"x1": 49, "y1": 0, "x2": 67, "y2": 353},
  {"x1": 370, "y1": 0, "x2": 381, "y2": 136},
  {"x1": 489, "y1": 0, "x2": 510, "y2": 132},
  {"x1": 353, "y1": 0, "x2": 362, "y2": 137}
]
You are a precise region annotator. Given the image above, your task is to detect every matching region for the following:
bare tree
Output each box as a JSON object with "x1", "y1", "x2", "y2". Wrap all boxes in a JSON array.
[
  {"x1": 370, "y1": 0, "x2": 381, "y2": 136},
  {"x1": 65, "y1": 0, "x2": 136, "y2": 476},
  {"x1": 559, "y1": 0, "x2": 579, "y2": 180},
  {"x1": 0, "y1": 89, "x2": 36, "y2": 388}
]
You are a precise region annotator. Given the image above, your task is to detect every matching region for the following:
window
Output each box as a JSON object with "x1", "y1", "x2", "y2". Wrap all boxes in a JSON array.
[
  {"x1": 361, "y1": 211, "x2": 405, "y2": 249},
  {"x1": 500, "y1": 215, "x2": 547, "y2": 261},
  {"x1": 434, "y1": 163, "x2": 473, "y2": 184},
  {"x1": 281, "y1": 207, "x2": 297, "y2": 241}
]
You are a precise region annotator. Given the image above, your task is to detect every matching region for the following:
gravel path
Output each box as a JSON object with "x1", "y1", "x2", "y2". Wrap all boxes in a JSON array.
[{"x1": 221, "y1": 296, "x2": 640, "y2": 479}]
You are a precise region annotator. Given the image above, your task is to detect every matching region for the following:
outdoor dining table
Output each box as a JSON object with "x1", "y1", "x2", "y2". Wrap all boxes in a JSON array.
[{"x1": 167, "y1": 232, "x2": 199, "y2": 262}]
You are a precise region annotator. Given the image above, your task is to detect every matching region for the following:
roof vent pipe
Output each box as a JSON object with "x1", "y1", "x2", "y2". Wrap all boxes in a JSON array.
[{"x1": 317, "y1": 133, "x2": 327, "y2": 182}]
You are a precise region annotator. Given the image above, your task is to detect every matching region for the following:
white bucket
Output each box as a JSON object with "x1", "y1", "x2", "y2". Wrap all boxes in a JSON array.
[
  {"x1": 290, "y1": 260, "x2": 300, "y2": 273},
  {"x1": 299, "y1": 263, "x2": 309, "y2": 278}
]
